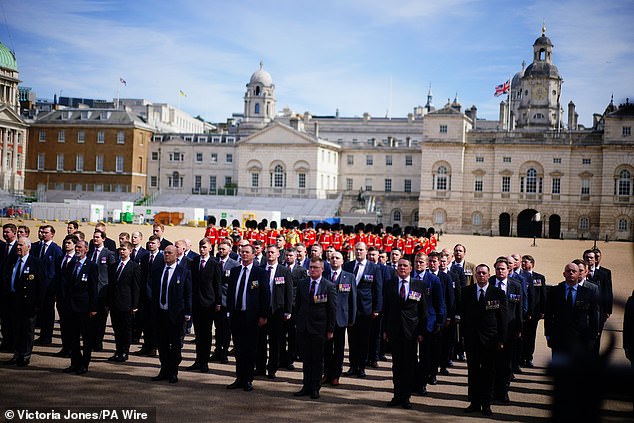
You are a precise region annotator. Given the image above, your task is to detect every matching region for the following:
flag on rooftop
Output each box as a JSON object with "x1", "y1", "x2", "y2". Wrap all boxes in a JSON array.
[
  {"x1": 119, "y1": 77, "x2": 127, "y2": 86},
  {"x1": 179, "y1": 90, "x2": 187, "y2": 97},
  {"x1": 494, "y1": 80, "x2": 510, "y2": 97}
]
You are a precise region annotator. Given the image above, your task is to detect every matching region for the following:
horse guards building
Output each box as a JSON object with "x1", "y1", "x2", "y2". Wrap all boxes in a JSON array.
[{"x1": 4, "y1": 29, "x2": 633, "y2": 241}]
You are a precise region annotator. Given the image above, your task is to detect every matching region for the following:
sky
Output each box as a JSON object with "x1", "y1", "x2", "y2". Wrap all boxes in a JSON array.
[{"x1": 2, "y1": 0, "x2": 632, "y2": 127}]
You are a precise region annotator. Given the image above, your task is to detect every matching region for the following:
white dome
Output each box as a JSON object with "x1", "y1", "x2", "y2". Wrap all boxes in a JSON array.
[{"x1": 249, "y1": 62, "x2": 273, "y2": 86}]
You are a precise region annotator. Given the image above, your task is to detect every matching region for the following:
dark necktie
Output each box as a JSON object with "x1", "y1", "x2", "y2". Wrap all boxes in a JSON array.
[
  {"x1": 92, "y1": 249, "x2": 98, "y2": 263},
  {"x1": 11, "y1": 259, "x2": 22, "y2": 292},
  {"x1": 353, "y1": 263, "x2": 360, "y2": 277},
  {"x1": 74, "y1": 261, "x2": 83, "y2": 278},
  {"x1": 131, "y1": 248, "x2": 137, "y2": 261},
  {"x1": 479, "y1": 288, "x2": 485, "y2": 304},
  {"x1": 566, "y1": 287, "x2": 574, "y2": 309},
  {"x1": 63, "y1": 255, "x2": 72, "y2": 270},
  {"x1": 309, "y1": 280, "x2": 317, "y2": 297},
  {"x1": 331, "y1": 271, "x2": 337, "y2": 282},
  {"x1": 40, "y1": 243, "x2": 46, "y2": 258},
  {"x1": 399, "y1": 280, "x2": 406, "y2": 299},
  {"x1": 116, "y1": 262, "x2": 125, "y2": 280},
  {"x1": 200, "y1": 259, "x2": 206, "y2": 271},
  {"x1": 161, "y1": 266, "x2": 171, "y2": 305},
  {"x1": 236, "y1": 266, "x2": 248, "y2": 311}
]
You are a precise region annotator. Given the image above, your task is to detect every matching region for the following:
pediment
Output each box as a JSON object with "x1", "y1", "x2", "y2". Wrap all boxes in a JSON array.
[
  {"x1": 239, "y1": 122, "x2": 318, "y2": 146},
  {"x1": 0, "y1": 105, "x2": 26, "y2": 127}
]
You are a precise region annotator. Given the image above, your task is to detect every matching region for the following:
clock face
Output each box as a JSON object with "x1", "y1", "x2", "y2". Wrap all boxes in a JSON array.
[{"x1": 534, "y1": 86, "x2": 547, "y2": 100}]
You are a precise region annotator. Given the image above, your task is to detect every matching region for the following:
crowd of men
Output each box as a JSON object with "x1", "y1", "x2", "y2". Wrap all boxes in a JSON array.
[{"x1": 0, "y1": 217, "x2": 625, "y2": 417}]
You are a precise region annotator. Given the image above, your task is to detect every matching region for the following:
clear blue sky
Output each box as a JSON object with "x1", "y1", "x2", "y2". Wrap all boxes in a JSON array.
[{"x1": 2, "y1": 0, "x2": 632, "y2": 127}]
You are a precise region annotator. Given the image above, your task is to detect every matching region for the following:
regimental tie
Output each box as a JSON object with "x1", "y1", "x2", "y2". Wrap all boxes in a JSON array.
[
  {"x1": 63, "y1": 255, "x2": 72, "y2": 270},
  {"x1": 74, "y1": 261, "x2": 82, "y2": 279},
  {"x1": 566, "y1": 286, "x2": 574, "y2": 309},
  {"x1": 149, "y1": 254, "x2": 154, "y2": 267},
  {"x1": 479, "y1": 288, "x2": 485, "y2": 304},
  {"x1": 92, "y1": 249, "x2": 98, "y2": 263},
  {"x1": 161, "y1": 266, "x2": 171, "y2": 305},
  {"x1": 331, "y1": 271, "x2": 337, "y2": 282},
  {"x1": 399, "y1": 280, "x2": 406, "y2": 300},
  {"x1": 11, "y1": 258, "x2": 22, "y2": 292},
  {"x1": 115, "y1": 262, "x2": 125, "y2": 280},
  {"x1": 309, "y1": 280, "x2": 317, "y2": 297},
  {"x1": 200, "y1": 259, "x2": 206, "y2": 271},
  {"x1": 236, "y1": 266, "x2": 248, "y2": 311}
]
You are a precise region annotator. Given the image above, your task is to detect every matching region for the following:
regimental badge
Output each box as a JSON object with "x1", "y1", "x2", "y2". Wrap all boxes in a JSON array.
[
  {"x1": 250, "y1": 280, "x2": 259, "y2": 289},
  {"x1": 509, "y1": 293, "x2": 521, "y2": 302},
  {"x1": 81, "y1": 274, "x2": 88, "y2": 282},
  {"x1": 176, "y1": 278, "x2": 181, "y2": 285},
  {"x1": 426, "y1": 287, "x2": 431, "y2": 296},
  {"x1": 225, "y1": 270, "x2": 231, "y2": 277},
  {"x1": 274, "y1": 277, "x2": 285, "y2": 285},
  {"x1": 101, "y1": 257, "x2": 107, "y2": 264},
  {"x1": 533, "y1": 278, "x2": 543, "y2": 286},
  {"x1": 313, "y1": 294, "x2": 328, "y2": 304},
  {"x1": 364, "y1": 274, "x2": 374, "y2": 282},
  {"x1": 486, "y1": 300, "x2": 500, "y2": 310},
  {"x1": 464, "y1": 269, "x2": 473, "y2": 276},
  {"x1": 24, "y1": 267, "x2": 30, "y2": 274},
  {"x1": 28, "y1": 274, "x2": 35, "y2": 281},
  {"x1": 338, "y1": 283, "x2": 351, "y2": 292},
  {"x1": 408, "y1": 290, "x2": 422, "y2": 302}
]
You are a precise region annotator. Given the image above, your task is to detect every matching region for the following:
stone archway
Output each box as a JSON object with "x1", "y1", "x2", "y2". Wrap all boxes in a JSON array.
[
  {"x1": 517, "y1": 209, "x2": 542, "y2": 238},
  {"x1": 499, "y1": 213, "x2": 511, "y2": 236}
]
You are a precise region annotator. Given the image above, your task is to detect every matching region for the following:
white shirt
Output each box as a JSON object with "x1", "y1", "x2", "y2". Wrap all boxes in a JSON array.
[
  {"x1": 235, "y1": 263, "x2": 253, "y2": 310},
  {"x1": 399, "y1": 276, "x2": 410, "y2": 297},
  {"x1": 496, "y1": 278, "x2": 507, "y2": 293},
  {"x1": 477, "y1": 283, "x2": 489, "y2": 301},
  {"x1": 266, "y1": 263, "x2": 277, "y2": 302},
  {"x1": 354, "y1": 259, "x2": 367, "y2": 285},
  {"x1": 159, "y1": 264, "x2": 176, "y2": 310}
]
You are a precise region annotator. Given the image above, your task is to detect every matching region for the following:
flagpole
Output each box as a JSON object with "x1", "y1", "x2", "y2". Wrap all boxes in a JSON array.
[{"x1": 507, "y1": 74, "x2": 512, "y2": 132}]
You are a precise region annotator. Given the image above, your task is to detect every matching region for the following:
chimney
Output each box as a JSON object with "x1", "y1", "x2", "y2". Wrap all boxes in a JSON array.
[
  {"x1": 314, "y1": 121, "x2": 319, "y2": 138},
  {"x1": 567, "y1": 101, "x2": 577, "y2": 130}
]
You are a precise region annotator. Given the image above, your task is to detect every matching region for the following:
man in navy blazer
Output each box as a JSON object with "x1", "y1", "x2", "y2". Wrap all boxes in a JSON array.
[
  {"x1": 134, "y1": 235, "x2": 163, "y2": 356},
  {"x1": 324, "y1": 251, "x2": 357, "y2": 386},
  {"x1": 212, "y1": 240, "x2": 240, "y2": 364},
  {"x1": 151, "y1": 245, "x2": 192, "y2": 383},
  {"x1": 226, "y1": 244, "x2": 270, "y2": 392},
  {"x1": 342, "y1": 241, "x2": 383, "y2": 378}
]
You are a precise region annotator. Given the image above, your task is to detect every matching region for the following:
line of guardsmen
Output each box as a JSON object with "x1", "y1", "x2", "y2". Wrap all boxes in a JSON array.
[{"x1": 0, "y1": 220, "x2": 616, "y2": 416}]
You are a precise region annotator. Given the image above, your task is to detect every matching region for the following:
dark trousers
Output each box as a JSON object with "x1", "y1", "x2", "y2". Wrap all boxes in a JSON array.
[
  {"x1": 368, "y1": 315, "x2": 382, "y2": 362},
  {"x1": 441, "y1": 319, "x2": 457, "y2": 368},
  {"x1": 37, "y1": 287, "x2": 55, "y2": 341},
  {"x1": 139, "y1": 296, "x2": 156, "y2": 350},
  {"x1": 156, "y1": 310, "x2": 184, "y2": 377},
  {"x1": 348, "y1": 314, "x2": 371, "y2": 371},
  {"x1": 0, "y1": 297, "x2": 14, "y2": 348},
  {"x1": 192, "y1": 306, "x2": 214, "y2": 364},
  {"x1": 256, "y1": 309, "x2": 284, "y2": 373},
  {"x1": 416, "y1": 330, "x2": 435, "y2": 390},
  {"x1": 231, "y1": 311, "x2": 258, "y2": 383},
  {"x1": 68, "y1": 312, "x2": 93, "y2": 368},
  {"x1": 213, "y1": 307, "x2": 230, "y2": 360},
  {"x1": 57, "y1": 305, "x2": 71, "y2": 352},
  {"x1": 429, "y1": 328, "x2": 443, "y2": 379},
  {"x1": 280, "y1": 313, "x2": 297, "y2": 366},
  {"x1": 521, "y1": 317, "x2": 540, "y2": 361},
  {"x1": 391, "y1": 334, "x2": 418, "y2": 401},
  {"x1": 494, "y1": 336, "x2": 515, "y2": 396},
  {"x1": 324, "y1": 325, "x2": 346, "y2": 380},
  {"x1": 466, "y1": 340, "x2": 496, "y2": 407},
  {"x1": 298, "y1": 331, "x2": 326, "y2": 391},
  {"x1": 110, "y1": 310, "x2": 132, "y2": 354},
  {"x1": 92, "y1": 297, "x2": 109, "y2": 348},
  {"x1": 10, "y1": 298, "x2": 37, "y2": 360}
]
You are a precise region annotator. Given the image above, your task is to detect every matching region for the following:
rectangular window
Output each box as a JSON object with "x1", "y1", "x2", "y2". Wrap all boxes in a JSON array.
[
  {"x1": 298, "y1": 173, "x2": 306, "y2": 189},
  {"x1": 440, "y1": 125, "x2": 448, "y2": 134},
  {"x1": 251, "y1": 173, "x2": 259, "y2": 187},
  {"x1": 224, "y1": 176, "x2": 232, "y2": 186},
  {"x1": 226, "y1": 153, "x2": 233, "y2": 163},
  {"x1": 117, "y1": 131, "x2": 125, "y2": 144},
  {"x1": 194, "y1": 175, "x2": 202, "y2": 189},
  {"x1": 385, "y1": 178, "x2": 392, "y2": 192},
  {"x1": 347, "y1": 155, "x2": 354, "y2": 165},
  {"x1": 95, "y1": 155, "x2": 104, "y2": 172},
  {"x1": 623, "y1": 126, "x2": 631, "y2": 136},
  {"x1": 385, "y1": 155, "x2": 392, "y2": 166},
  {"x1": 115, "y1": 156, "x2": 124, "y2": 173},
  {"x1": 552, "y1": 178, "x2": 561, "y2": 194},
  {"x1": 405, "y1": 155, "x2": 412, "y2": 166},
  {"x1": 502, "y1": 176, "x2": 511, "y2": 192},
  {"x1": 196, "y1": 152, "x2": 203, "y2": 162},
  {"x1": 365, "y1": 178, "x2": 372, "y2": 191},
  {"x1": 211, "y1": 153, "x2": 218, "y2": 163},
  {"x1": 150, "y1": 176, "x2": 157, "y2": 187},
  {"x1": 39, "y1": 130, "x2": 46, "y2": 142},
  {"x1": 582, "y1": 158, "x2": 591, "y2": 165},
  {"x1": 37, "y1": 153, "x2": 45, "y2": 170},
  {"x1": 366, "y1": 155, "x2": 373, "y2": 166},
  {"x1": 475, "y1": 178, "x2": 483, "y2": 192},
  {"x1": 209, "y1": 176, "x2": 217, "y2": 192},
  {"x1": 404, "y1": 179, "x2": 412, "y2": 193},
  {"x1": 151, "y1": 152, "x2": 159, "y2": 160},
  {"x1": 503, "y1": 156, "x2": 512, "y2": 163},
  {"x1": 581, "y1": 179, "x2": 590, "y2": 195},
  {"x1": 97, "y1": 131, "x2": 105, "y2": 144},
  {"x1": 75, "y1": 154, "x2": 84, "y2": 171},
  {"x1": 58, "y1": 130, "x2": 65, "y2": 143},
  {"x1": 553, "y1": 157, "x2": 562, "y2": 164},
  {"x1": 56, "y1": 153, "x2": 64, "y2": 171},
  {"x1": 346, "y1": 178, "x2": 353, "y2": 191},
  {"x1": 77, "y1": 131, "x2": 85, "y2": 143},
  {"x1": 476, "y1": 156, "x2": 484, "y2": 163}
]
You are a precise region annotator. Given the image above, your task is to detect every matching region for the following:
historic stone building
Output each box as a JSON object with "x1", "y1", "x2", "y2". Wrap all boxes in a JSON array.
[{"x1": 0, "y1": 42, "x2": 28, "y2": 194}]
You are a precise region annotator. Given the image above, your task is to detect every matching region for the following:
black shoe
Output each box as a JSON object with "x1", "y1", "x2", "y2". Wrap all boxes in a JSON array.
[
  {"x1": 132, "y1": 348, "x2": 149, "y2": 356},
  {"x1": 114, "y1": 353, "x2": 128, "y2": 362},
  {"x1": 415, "y1": 387, "x2": 428, "y2": 396},
  {"x1": 186, "y1": 362, "x2": 201, "y2": 371},
  {"x1": 294, "y1": 387, "x2": 309, "y2": 397},
  {"x1": 35, "y1": 337, "x2": 52, "y2": 346},
  {"x1": 243, "y1": 381, "x2": 253, "y2": 392},
  {"x1": 464, "y1": 403, "x2": 481, "y2": 413},
  {"x1": 428, "y1": 376, "x2": 437, "y2": 385},
  {"x1": 55, "y1": 349, "x2": 71, "y2": 358},
  {"x1": 457, "y1": 354, "x2": 466, "y2": 362},
  {"x1": 227, "y1": 379, "x2": 243, "y2": 389},
  {"x1": 378, "y1": 355, "x2": 388, "y2": 361},
  {"x1": 525, "y1": 360, "x2": 535, "y2": 368},
  {"x1": 199, "y1": 365, "x2": 209, "y2": 373},
  {"x1": 169, "y1": 375, "x2": 178, "y2": 383},
  {"x1": 481, "y1": 406, "x2": 493, "y2": 416},
  {"x1": 267, "y1": 372, "x2": 276, "y2": 379},
  {"x1": 310, "y1": 389, "x2": 320, "y2": 399},
  {"x1": 76, "y1": 367, "x2": 88, "y2": 375},
  {"x1": 446, "y1": 360, "x2": 454, "y2": 368},
  {"x1": 220, "y1": 358, "x2": 229, "y2": 364},
  {"x1": 440, "y1": 368, "x2": 450, "y2": 376},
  {"x1": 16, "y1": 358, "x2": 29, "y2": 367},
  {"x1": 344, "y1": 368, "x2": 356, "y2": 376},
  {"x1": 357, "y1": 369, "x2": 366, "y2": 378},
  {"x1": 62, "y1": 365, "x2": 77, "y2": 373},
  {"x1": 4, "y1": 356, "x2": 19, "y2": 365},
  {"x1": 145, "y1": 348, "x2": 157, "y2": 357},
  {"x1": 286, "y1": 363, "x2": 295, "y2": 370},
  {"x1": 107, "y1": 354, "x2": 119, "y2": 362},
  {"x1": 93, "y1": 343, "x2": 103, "y2": 352},
  {"x1": 499, "y1": 393, "x2": 510, "y2": 403},
  {"x1": 513, "y1": 366, "x2": 522, "y2": 374},
  {"x1": 402, "y1": 400, "x2": 412, "y2": 409},
  {"x1": 209, "y1": 354, "x2": 220, "y2": 362},
  {"x1": 254, "y1": 369, "x2": 266, "y2": 376},
  {"x1": 368, "y1": 360, "x2": 379, "y2": 368},
  {"x1": 387, "y1": 398, "x2": 402, "y2": 407},
  {"x1": 152, "y1": 373, "x2": 167, "y2": 381}
]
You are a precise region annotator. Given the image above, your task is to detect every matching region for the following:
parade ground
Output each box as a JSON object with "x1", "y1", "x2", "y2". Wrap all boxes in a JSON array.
[{"x1": 1, "y1": 220, "x2": 632, "y2": 422}]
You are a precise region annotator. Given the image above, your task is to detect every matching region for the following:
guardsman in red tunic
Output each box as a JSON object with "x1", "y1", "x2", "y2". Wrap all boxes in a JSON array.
[
  {"x1": 267, "y1": 221, "x2": 280, "y2": 246},
  {"x1": 204, "y1": 216, "x2": 218, "y2": 254},
  {"x1": 303, "y1": 222, "x2": 317, "y2": 248},
  {"x1": 382, "y1": 228, "x2": 394, "y2": 253},
  {"x1": 217, "y1": 219, "x2": 229, "y2": 245},
  {"x1": 318, "y1": 226, "x2": 332, "y2": 252},
  {"x1": 331, "y1": 225, "x2": 343, "y2": 252}
]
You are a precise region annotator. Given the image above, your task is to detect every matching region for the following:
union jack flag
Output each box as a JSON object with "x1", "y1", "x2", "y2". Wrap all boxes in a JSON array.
[
  {"x1": 119, "y1": 77, "x2": 127, "y2": 86},
  {"x1": 494, "y1": 80, "x2": 510, "y2": 97}
]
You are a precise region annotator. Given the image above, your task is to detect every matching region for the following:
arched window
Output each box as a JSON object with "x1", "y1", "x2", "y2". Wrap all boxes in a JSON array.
[
  {"x1": 254, "y1": 103, "x2": 260, "y2": 114},
  {"x1": 393, "y1": 210, "x2": 401, "y2": 222},
  {"x1": 472, "y1": 212, "x2": 483, "y2": 226},
  {"x1": 433, "y1": 209, "x2": 446, "y2": 225},
  {"x1": 435, "y1": 166, "x2": 448, "y2": 190},
  {"x1": 617, "y1": 169, "x2": 632, "y2": 196},
  {"x1": 255, "y1": 86, "x2": 261, "y2": 96},
  {"x1": 412, "y1": 210, "x2": 419, "y2": 224},
  {"x1": 617, "y1": 218, "x2": 628, "y2": 232},
  {"x1": 272, "y1": 164, "x2": 285, "y2": 188},
  {"x1": 579, "y1": 217, "x2": 589, "y2": 231},
  {"x1": 526, "y1": 168, "x2": 537, "y2": 193}
]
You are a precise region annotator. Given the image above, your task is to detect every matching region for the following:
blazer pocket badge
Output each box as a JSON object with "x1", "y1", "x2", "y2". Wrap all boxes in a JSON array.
[
  {"x1": 338, "y1": 283, "x2": 351, "y2": 292},
  {"x1": 509, "y1": 293, "x2": 521, "y2": 302},
  {"x1": 408, "y1": 291, "x2": 422, "y2": 301},
  {"x1": 364, "y1": 274, "x2": 374, "y2": 282},
  {"x1": 486, "y1": 300, "x2": 500, "y2": 310},
  {"x1": 28, "y1": 274, "x2": 35, "y2": 281},
  {"x1": 274, "y1": 277, "x2": 285, "y2": 285},
  {"x1": 24, "y1": 267, "x2": 30, "y2": 274},
  {"x1": 250, "y1": 280, "x2": 259, "y2": 289},
  {"x1": 533, "y1": 279, "x2": 542, "y2": 286},
  {"x1": 101, "y1": 257, "x2": 107, "y2": 264},
  {"x1": 81, "y1": 274, "x2": 88, "y2": 282},
  {"x1": 464, "y1": 269, "x2": 473, "y2": 276},
  {"x1": 225, "y1": 270, "x2": 231, "y2": 277}
]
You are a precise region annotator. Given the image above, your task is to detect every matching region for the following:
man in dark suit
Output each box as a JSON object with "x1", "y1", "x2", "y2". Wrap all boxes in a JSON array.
[
  {"x1": 89, "y1": 229, "x2": 116, "y2": 351},
  {"x1": 130, "y1": 231, "x2": 149, "y2": 264},
  {"x1": 280, "y1": 246, "x2": 307, "y2": 370},
  {"x1": 343, "y1": 241, "x2": 383, "y2": 378},
  {"x1": 212, "y1": 240, "x2": 239, "y2": 364},
  {"x1": 489, "y1": 257, "x2": 523, "y2": 403},
  {"x1": 134, "y1": 235, "x2": 163, "y2": 356},
  {"x1": 88, "y1": 223, "x2": 117, "y2": 252},
  {"x1": 31, "y1": 224, "x2": 63, "y2": 345},
  {"x1": 151, "y1": 245, "x2": 192, "y2": 383},
  {"x1": 439, "y1": 250, "x2": 462, "y2": 376},
  {"x1": 3, "y1": 237, "x2": 46, "y2": 366},
  {"x1": 184, "y1": 239, "x2": 200, "y2": 261},
  {"x1": 130, "y1": 231, "x2": 149, "y2": 343},
  {"x1": 59, "y1": 240, "x2": 97, "y2": 375},
  {"x1": 174, "y1": 240, "x2": 193, "y2": 270},
  {"x1": 0, "y1": 223, "x2": 19, "y2": 351},
  {"x1": 427, "y1": 251, "x2": 454, "y2": 385},
  {"x1": 151, "y1": 223, "x2": 173, "y2": 251},
  {"x1": 584, "y1": 248, "x2": 613, "y2": 356},
  {"x1": 462, "y1": 264, "x2": 508, "y2": 417},
  {"x1": 293, "y1": 257, "x2": 336, "y2": 400},
  {"x1": 520, "y1": 254, "x2": 547, "y2": 368},
  {"x1": 384, "y1": 258, "x2": 428, "y2": 409},
  {"x1": 545, "y1": 262, "x2": 599, "y2": 357},
  {"x1": 255, "y1": 245, "x2": 293, "y2": 379},
  {"x1": 226, "y1": 244, "x2": 270, "y2": 392},
  {"x1": 54, "y1": 234, "x2": 80, "y2": 358},
  {"x1": 187, "y1": 238, "x2": 221, "y2": 373},
  {"x1": 324, "y1": 251, "x2": 356, "y2": 386},
  {"x1": 107, "y1": 241, "x2": 140, "y2": 362}
]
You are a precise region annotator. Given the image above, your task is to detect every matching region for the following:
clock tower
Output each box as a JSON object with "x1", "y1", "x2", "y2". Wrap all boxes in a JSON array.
[{"x1": 516, "y1": 26, "x2": 563, "y2": 129}]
